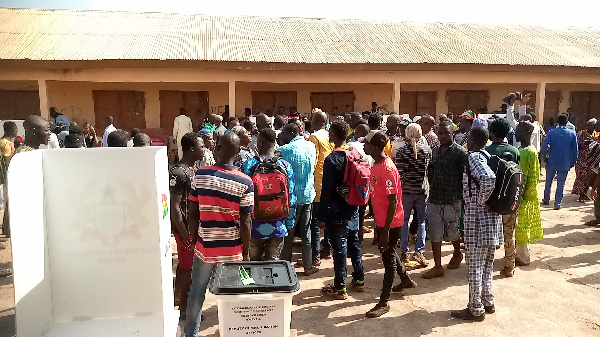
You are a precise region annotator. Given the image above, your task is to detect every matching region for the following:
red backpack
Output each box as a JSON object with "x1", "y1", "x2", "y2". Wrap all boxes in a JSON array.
[
  {"x1": 249, "y1": 157, "x2": 291, "y2": 221},
  {"x1": 335, "y1": 147, "x2": 371, "y2": 206}
]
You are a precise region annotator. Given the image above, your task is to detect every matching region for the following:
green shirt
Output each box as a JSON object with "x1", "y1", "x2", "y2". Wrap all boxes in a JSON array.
[{"x1": 485, "y1": 142, "x2": 520, "y2": 164}]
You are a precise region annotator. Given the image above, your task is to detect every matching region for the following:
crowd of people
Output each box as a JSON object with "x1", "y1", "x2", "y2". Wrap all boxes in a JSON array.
[{"x1": 0, "y1": 94, "x2": 597, "y2": 336}]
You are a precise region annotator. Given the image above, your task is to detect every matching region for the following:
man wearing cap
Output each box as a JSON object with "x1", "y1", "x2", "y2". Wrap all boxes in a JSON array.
[
  {"x1": 418, "y1": 114, "x2": 440, "y2": 149},
  {"x1": 455, "y1": 110, "x2": 475, "y2": 147},
  {"x1": 364, "y1": 130, "x2": 417, "y2": 317}
]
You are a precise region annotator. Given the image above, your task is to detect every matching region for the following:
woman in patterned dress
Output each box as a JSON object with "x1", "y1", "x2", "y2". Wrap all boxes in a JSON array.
[
  {"x1": 572, "y1": 119, "x2": 599, "y2": 202},
  {"x1": 514, "y1": 122, "x2": 543, "y2": 266}
]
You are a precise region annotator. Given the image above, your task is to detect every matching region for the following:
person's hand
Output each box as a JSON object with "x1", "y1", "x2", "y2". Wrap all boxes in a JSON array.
[
  {"x1": 484, "y1": 204, "x2": 499, "y2": 216},
  {"x1": 243, "y1": 253, "x2": 250, "y2": 261},
  {"x1": 591, "y1": 189, "x2": 597, "y2": 201},
  {"x1": 521, "y1": 93, "x2": 532, "y2": 104},
  {"x1": 318, "y1": 221, "x2": 326, "y2": 229},
  {"x1": 378, "y1": 229, "x2": 389, "y2": 252}
]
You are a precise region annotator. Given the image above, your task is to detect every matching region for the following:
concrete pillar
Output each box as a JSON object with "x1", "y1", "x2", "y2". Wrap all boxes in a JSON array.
[
  {"x1": 38, "y1": 79, "x2": 49, "y2": 118},
  {"x1": 229, "y1": 81, "x2": 236, "y2": 117},
  {"x1": 392, "y1": 82, "x2": 401, "y2": 113},
  {"x1": 536, "y1": 82, "x2": 546, "y2": 124},
  {"x1": 435, "y1": 89, "x2": 446, "y2": 119}
]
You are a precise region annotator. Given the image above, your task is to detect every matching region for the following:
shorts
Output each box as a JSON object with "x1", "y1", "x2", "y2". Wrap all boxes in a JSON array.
[
  {"x1": 173, "y1": 232, "x2": 194, "y2": 270},
  {"x1": 427, "y1": 201, "x2": 462, "y2": 242}
]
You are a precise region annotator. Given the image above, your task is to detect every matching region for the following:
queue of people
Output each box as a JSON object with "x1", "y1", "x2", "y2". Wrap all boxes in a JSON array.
[{"x1": 1, "y1": 94, "x2": 595, "y2": 337}]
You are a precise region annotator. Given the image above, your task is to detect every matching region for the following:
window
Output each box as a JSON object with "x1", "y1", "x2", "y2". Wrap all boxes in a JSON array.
[
  {"x1": 93, "y1": 90, "x2": 145, "y2": 131},
  {"x1": 447, "y1": 90, "x2": 488, "y2": 115},
  {"x1": 399, "y1": 91, "x2": 436, "y2": 117}
]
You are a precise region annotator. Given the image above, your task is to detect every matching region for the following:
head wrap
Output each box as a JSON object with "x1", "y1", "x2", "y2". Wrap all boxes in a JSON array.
[
  {"x1": 198, "y1": 128, "x2": 212, "y2": 137},
  {"x1": 405, "y1": 123, "x2": 423, "y2": 159},
  {"x1": 588, "y1": 118, "x2": 598, "y2": 124},
  {"x1": 472, "y1": 117, "x2": 488, "y2": 128}
]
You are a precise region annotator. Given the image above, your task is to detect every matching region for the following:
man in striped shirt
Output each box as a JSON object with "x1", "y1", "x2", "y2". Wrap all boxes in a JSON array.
[{"x1": 184, "y1": 132, "x2": 254, "y2": 337}]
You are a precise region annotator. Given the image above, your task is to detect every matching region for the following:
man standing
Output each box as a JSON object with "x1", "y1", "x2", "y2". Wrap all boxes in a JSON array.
[
  {"x1": 278, "y1": 123, "x2": 318, "y2": 275},
  {"x1": 250, "y1": 113, "x2": 272, "y2": 154},
  {"x1": 170, "y1": 133, "x2": 204, "y2": 321},
  {"x1": 15, "y1": 115, "x2": 51, "y2": 154},
  {"x1": 196, "y1": 129, "x2": 216, "y2": 167},
  {"x1": 184, "y1": 132, "x2": 254, "y2": 337},
  {"x1": 541, "y1": 114, "x2": 579, "y2": 210},
  {"x1": 211, "y1": 114, "x2": 227, "y2": 142},
  {"x1": 173, "y1": 108, "x2": 193, "y2": 160},
  {"x1": 49, "y1": 107, "x2": 70, "y2": 131},
  {"x1": 485, "y1": 118, "x2": 520, "y2": 277},
  {"x1": 454, "y1": 110, "x2": 475, "y2": 147},
  {"x1": 102, "y1": 116, "x2": 116, "y2": 147},
  {"x1": 231, "y1": 126, "x2": 256, "y2": 169},
  {"x1": 309, "y1": 111, "x2": 334, "y2": 259},
  {"x1": 0, "y1": 121, "x2": 18, "y2": 237},
  {"x1": 242, "y1": 129, "x2": 296, "y2": 261},
  {"x1": 422, "y1": 121, "x2": 469, "y2": 279},
  {"x1": 418, "y1": 114, "x2": 440, "y2": 149},
  {"x1": 451, "y1": 126, "x2": 502, "y2": 322},
  {"x1": 318, "y1": 120, "x2": 364, "y2": 300},
  {"x1": 364, "y1": 131, "x2": 416, "y2": 317}
]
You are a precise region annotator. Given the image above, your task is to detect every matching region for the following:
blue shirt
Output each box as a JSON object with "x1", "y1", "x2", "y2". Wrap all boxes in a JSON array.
[
  {"x1": 277, "y1": 136, "x2": 316, "y2": 205},
  {"x1": 242, "y1": 156, "x2": 297, "y2": 239},
  {"x1": 55, "y1": 114, "x2": 71, "y2": 130},
  {"x1": 541, "y1": 126, "x2": 579, "y2": 172}
]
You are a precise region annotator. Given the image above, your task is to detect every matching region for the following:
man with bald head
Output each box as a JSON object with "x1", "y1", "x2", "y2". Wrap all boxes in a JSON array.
[
  {"x1": 184, "y1": 131, "x2": 254, "y2": 337},
  {"x1": 132, "y1": 133, "x2": 151, "y2": 147},
  {"x1": 250, "y1": 113, "x2": 272, "y2": 154},
  {"x1": 15, "y1": 115, "x2": 51, "y2": 153}
]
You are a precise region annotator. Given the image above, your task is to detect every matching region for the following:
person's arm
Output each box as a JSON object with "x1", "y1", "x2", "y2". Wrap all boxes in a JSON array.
[
  {"x1": 317, "y1": 155, "x2": 335, "y2": 224},
  {"x1": 170, "y1": 193, "x2": 189, "y2": 239},
  {"x1": 308, "y1": 135, "x2": 319, "y2": 171},
  {"x1": 541, "y1": 131, "x2": 550, "y2": 160},
  {"x1": 188, "y1": 199, "x2": 200, "y2": 248},
  {"x1": 571, "y1": 132, "x2": 579, "y2": 167},
  {"x1": 506, "y1": 105, "x2": 518, "y2": 130},
  {"x1": 284, "y1": 161, "x2": 297, "y2": 230},
  {"x1": 173, "y1": 117, "x2": 179, "y2": 138},
  {"x1": 470, "y1": 153, "x2": 496, "y2": 206}
]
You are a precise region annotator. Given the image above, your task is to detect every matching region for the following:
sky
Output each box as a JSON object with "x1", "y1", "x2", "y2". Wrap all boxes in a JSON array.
[{"x1": 1, "y1": 0, "x2": 600, "y2": 29}]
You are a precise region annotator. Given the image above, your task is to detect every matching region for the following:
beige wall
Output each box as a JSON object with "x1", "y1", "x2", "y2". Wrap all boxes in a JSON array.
[{"x1": 45, "y1": 81, "x2": 228, "y2": 128}]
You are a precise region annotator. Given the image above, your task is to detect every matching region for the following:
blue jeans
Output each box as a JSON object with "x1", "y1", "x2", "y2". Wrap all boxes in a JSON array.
[
  {"x1": 311, "y1": 202, "x2": 322, "y2": 259},
  {"x1": 401, "y1": 194, "x2": 427, "y2": 254},
  {"x1": 543, "y1": 169, "x2": 569, "y2": 208},
  {"x1": 294, "y1": 203, "x2": 314, "y2": 268},
  {"x1": 328, "y1": 220, "x2": 364, "y2": 290},
  {"x1": 184, "y1": 256, "x2": 217, "y2": 337}
]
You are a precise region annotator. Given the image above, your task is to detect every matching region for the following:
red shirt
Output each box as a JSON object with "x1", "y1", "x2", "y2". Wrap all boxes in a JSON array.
[{"x1": 370, "y1": 156, "x2": 404, "y2": 228}]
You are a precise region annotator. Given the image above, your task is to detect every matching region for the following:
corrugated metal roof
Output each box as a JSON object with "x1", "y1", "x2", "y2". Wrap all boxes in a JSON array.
[{"x1": 1, "y1": 8, "x2": 600, "y2": 67}]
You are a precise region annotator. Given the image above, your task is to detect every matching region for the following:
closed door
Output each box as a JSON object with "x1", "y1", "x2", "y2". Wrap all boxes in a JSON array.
[
  {"x1": 400, "y1": 91, "x2": 436, "y2": 117},
  {"x1": 252, "y1": 91, "x2": 297, "y2": 115},
  {"x1": 93, "y1": 90, "x2": 146, "y2": 131},
  {"x1": 544, "y1": 91, "x2": 561, "y2": 123},
  {"x1": 448, "y1": 90, "x2": 488, "y2": 115},
  {"x1": 571, "y1": 91, "x2": 600, "y2": 130},
  {"x1": 311, "y1": 92, "x2": 355, "y2": 115},
  {"x1": 159, "y1": 91, "x2": 209, "y2": 129},
  {"x1": 0, "y1": 91, "x2": 40, "y2": 120}
]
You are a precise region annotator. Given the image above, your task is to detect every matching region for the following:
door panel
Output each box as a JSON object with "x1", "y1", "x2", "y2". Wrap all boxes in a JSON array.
[
  {"x1": 252, "y1": 91, "x2": 275, "y2": 115},
  {"x1": 311, "y1": 93, "x2": 333, "y2": 113},
  {"x1": 0, "y1": 91, "x2": 40, "y2": 120},
  {"x1": 93, "y1": 90, "x2": 145, "y2": 131},
  {"x1": 544, "y1": 91, "x2": 560, "y2": 123}
]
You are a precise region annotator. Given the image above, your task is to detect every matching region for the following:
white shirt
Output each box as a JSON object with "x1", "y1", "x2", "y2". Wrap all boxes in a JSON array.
[
  {"x1": 127, "y1": 139, "x2": 134, "y2": 147},
  {"x1": 507, "y1": 105, "x2": 539, "y2": 149},
  {"x1": 39, "y1": 133, "x2": 60, "y2": 149},
  {"x1": 102, "y1": 124, "x2": 116, "y2": 147}
]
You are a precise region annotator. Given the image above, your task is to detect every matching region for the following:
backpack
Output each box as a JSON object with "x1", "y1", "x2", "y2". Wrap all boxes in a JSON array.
[
  {"x1": 467, "y1": 151, "x2": 524, "y2": 215},
  {"x1": 335, "y1": 147, "x2": 371, "y2": 206},
  {"x1": 249, "y1": 157, "x2": 291, "y2": 221}
]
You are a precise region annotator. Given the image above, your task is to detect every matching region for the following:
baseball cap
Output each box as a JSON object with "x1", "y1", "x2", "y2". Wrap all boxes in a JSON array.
[{"x1": 458, "y1": 110, "x2": 475, "y2": 120}]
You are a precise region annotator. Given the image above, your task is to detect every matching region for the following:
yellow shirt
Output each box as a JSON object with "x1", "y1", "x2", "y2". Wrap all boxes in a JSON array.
[
  {"x1": 384, "y1": 140, "x2": 393, "y2": 158},
  {"x1": 309, "y1": 129, "x2": 334, "y2": 202},
  {"x1": 0, "y1": 138, "x2": 14, "y2": 157}
]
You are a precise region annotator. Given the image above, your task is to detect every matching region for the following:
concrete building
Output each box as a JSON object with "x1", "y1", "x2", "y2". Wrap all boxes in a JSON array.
[{"x1": 1, "y1": 8, "x2": 600, "y2": 135}]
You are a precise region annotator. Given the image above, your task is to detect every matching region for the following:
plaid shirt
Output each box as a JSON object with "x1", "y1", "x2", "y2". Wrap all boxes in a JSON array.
[
  {"x1": 462, "y1": 151, "x2": 503, "y2": 247},
  {"x1": 428, "y1": 142, "x2": 469, "y2": 205}
]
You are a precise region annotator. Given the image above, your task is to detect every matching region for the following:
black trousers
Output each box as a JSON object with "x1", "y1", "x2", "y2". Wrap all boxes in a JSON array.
[{"x1": 379, "y1": 226, "x2": 410, "y2": 304}]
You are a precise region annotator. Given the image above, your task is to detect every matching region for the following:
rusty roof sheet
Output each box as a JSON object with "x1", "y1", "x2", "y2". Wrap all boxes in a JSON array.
[{"x1": 2, "y1": 8, "x2": 600, "y2": 67}]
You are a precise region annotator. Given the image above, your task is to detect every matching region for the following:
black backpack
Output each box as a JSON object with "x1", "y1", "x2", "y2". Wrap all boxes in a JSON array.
[{"x1": 467, "y1": 151, "x2": 524, "y2": 215}]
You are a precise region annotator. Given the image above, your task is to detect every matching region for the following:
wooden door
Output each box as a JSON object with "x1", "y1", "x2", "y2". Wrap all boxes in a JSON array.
[
  {"x1": 416, "y1": 91, "x2": 436, "y2": 116},
  {"x1": 571, "y1": 91, "x2": 591, "y2": 130},
  {"x1": 333, "y1": 92, "x2": 355, "y2": 113},
  {"x1": 448, "y1": 90, "x2": 488, "y2": 115},
  {"x1": 311, "y1": 93, "x2": 334, "y2": 113},
  {"x1": 273, "y1": 92, "x2": 297, "y2": 115},
  {"x1": 400, "y1": 91, "x2": 417, "y2": 117},
  {"x1": 93, "y1": 90, "x2": 145, "y2": 131},
  {"x1": 0, "y1": 91, "x2": 40, "y2": 120},
  {"x1": 159, "y1": 91, "x2": 209, "y2": 129},
  {"x1": 252, "y1": 91, "x2": 275, "y2": 115}
]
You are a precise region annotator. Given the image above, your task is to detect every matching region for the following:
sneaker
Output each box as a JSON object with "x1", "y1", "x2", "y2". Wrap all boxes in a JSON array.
[
  {"x1": 366, "y1": 303, "x2": 390, "y2": 318},
  {"x1": 392, "y1": 277, "x2": 417, "y2": 292},
  {"x1": 352, "y1": 279, "x2": 365, "y2": 292},
  {"x1": 411, "y1": 252, "x2": 429, "y2": 267},
  {"x1": 400, "y1": 253, "x2": 409, "y2": 264},
  {"x1": 321, "y1": 285, "x2": 348, "y2": 300},
  {"x1": 451, "y1": 308, "x2": 485, "y2": 321}
]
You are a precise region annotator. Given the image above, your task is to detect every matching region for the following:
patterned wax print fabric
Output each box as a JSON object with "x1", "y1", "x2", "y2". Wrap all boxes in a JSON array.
[{"x1": 572, "y1": 130, "x2": 596, "y2": 195}]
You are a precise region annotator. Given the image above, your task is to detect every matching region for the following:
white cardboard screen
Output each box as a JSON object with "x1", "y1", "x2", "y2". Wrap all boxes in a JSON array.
[{"x1": 9, "y1": 147, "x2": 177, "y2": 337}]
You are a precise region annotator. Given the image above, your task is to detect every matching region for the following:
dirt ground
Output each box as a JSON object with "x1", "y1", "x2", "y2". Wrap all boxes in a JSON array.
[{"x1": 1, "y1": 170, "x2": 600, "y2": 337}]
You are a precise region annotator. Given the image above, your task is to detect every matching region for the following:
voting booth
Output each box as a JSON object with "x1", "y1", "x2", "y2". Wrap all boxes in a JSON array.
[{"x1": 8, "y1": 147, "x2": 178, "y2": 337}]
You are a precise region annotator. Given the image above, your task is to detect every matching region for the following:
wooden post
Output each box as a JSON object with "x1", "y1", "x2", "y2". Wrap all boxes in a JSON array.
[
  {"x1": 229, "y1": 80, "x2": 236, "y2": 117},
  {"x1": 392, "y1": 82, "x2": 401, "y2": 113}
]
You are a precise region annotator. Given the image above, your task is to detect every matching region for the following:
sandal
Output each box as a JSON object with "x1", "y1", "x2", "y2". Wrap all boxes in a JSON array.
[{"x1": 584, "y1": 220, "x2": 599, "y2": 227}]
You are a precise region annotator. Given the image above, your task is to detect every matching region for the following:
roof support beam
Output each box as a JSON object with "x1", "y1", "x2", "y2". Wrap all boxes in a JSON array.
[
  {"x1": 38, "y1": 79, "x2": 49, "y2": 118},
  {"x1": 537, "y1": 82, "x2": 546, "y2": 125},
  {"x1": 229, "y1": 80, "x2": 236, "y2": 118},
  {"x1": 392, "y1": 82, "x2": 401, "y2": 114}
]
